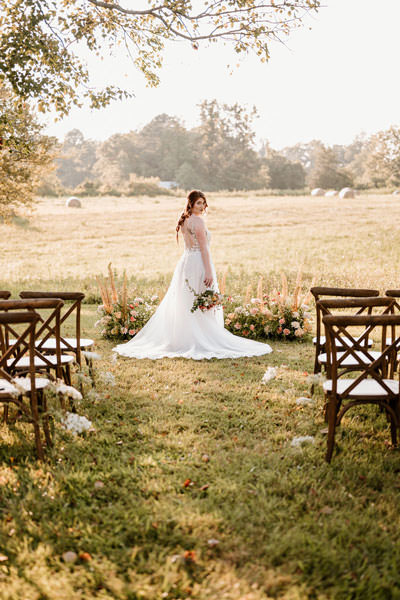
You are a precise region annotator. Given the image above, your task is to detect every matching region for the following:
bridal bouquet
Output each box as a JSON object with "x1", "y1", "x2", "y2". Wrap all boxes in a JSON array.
[{"x1": 186, "y1": 280, "x2": 224, "y2": 313}]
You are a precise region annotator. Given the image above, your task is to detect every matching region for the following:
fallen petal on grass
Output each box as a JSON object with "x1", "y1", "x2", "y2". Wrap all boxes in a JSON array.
[
  {"x1": 296, "y1": 397, "x2": 315, "y2": 406},
  {"x1": 291, "y1": 436, "x2": 315, "y2": 447},
  {"x1": 261, "y1": 367, "x2": 278, "y2": 385},
  {"x1": 62, "y1": 551, "x2": 77, "y2": 563}
]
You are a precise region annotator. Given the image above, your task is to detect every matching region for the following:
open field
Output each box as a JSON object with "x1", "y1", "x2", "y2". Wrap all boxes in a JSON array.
[
  {"x1": 1, "y1": 194, "x2": 400, "y2": 599},
  {"x1": 1, "y1": 194, "x2": 400, "y2": 292}
]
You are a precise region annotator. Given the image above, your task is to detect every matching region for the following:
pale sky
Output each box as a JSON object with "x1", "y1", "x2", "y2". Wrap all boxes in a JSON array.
[{"x1": 42, "y1": 0, "x2": 400, "y2": 149}]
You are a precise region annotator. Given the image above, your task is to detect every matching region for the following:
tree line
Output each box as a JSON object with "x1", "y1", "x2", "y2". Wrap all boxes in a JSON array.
[
  {"x1": 42, "y1": 101, "x2": 400, "y2": 197},
  {"x1": 2, "y1": 83, "x2": 400, "y2": 218}
]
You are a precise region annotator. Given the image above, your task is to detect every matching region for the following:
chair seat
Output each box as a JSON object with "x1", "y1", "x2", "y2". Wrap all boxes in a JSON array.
[
  {"x1": 0, "y1": 377, "x2": 50, "y2": 396},
  {"x1": 313, "y1": 335, "x2": 373, "y2": 348},
  {"x1": 38, "y1": 337, "x2": 94, "y2": 351},
  {"x1": 323, "y1": 378, "x2": 399, "y2": 397},
  {"x1": 7, "y1": 355, "x2": 75, "y2": 369},
  {"x1": 318, "y1": 350, "x2": 382, "y2": 367},
  {"x1": 9, "y1": 337, "x2": 94, "y2": 350}
]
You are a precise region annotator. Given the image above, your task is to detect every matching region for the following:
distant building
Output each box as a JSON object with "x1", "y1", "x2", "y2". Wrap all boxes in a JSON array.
[{"x1": 159, "y1": 181, "x2": 178, "y2": 190}]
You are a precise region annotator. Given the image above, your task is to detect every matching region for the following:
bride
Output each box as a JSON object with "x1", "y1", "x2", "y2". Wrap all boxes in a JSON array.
[{"x1": 113, "y1": 190, "x2": 272, "y2": 360}]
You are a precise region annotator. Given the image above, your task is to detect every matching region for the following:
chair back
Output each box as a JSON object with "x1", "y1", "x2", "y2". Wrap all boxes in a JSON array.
[
  {"x1": 20, "y1": 291, "x2": 85, "y2": 365},
  {"x1": 323, "y1": 314, "x2": 400, "y2": 396},
  {"x1": 318, "y1": 297, "x2": 395, "y2": 348},
  {"x1": 311, "y1": 287, "x2": 380, "y2": 354},
  {"x1": 0, "y1": 311, "x2": 39, "y2": 386},
  {"x1": 385, "y1": 290, "x2": 400, "y2": 312},
  {"x1": 0, "y1": 298, "x2": 64, "y2": 377}
]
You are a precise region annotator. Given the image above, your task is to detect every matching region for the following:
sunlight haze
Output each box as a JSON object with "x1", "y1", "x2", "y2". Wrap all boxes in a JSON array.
[{"x1": 43, "y1": 0, "x2": 400, "y2": 148}]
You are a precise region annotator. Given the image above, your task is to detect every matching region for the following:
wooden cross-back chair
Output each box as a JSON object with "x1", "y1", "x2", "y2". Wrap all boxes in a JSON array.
[
  {"x1": 385, "y1": 291, "x2": 400, "y2": 347},
  {"x1": 316, "y1": 297, "x2": 395, "y2": 376},
  {"x1": 19, "y1": 291, "x2": 94, "y2": 369},
  {"x1": 0, "y1": 298, "x2": 75, "y2": 384},
  {"x1": 311, "y1": 287, "x2": 380, "y2": 382},
  {"x1": 0, "y1": 311, "x2": 52, "y2": 460},
  {"x1": 0, "y1": 291, "x2": 11, "y2": 300},
  {"x1": 322, "y1": 313, "x2": 400, "y2": 462}
]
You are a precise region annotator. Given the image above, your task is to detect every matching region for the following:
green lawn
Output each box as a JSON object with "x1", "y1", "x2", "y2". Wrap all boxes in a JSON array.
[{"x1": 1, "y1": 195, "x2": 400, "y2": 599}]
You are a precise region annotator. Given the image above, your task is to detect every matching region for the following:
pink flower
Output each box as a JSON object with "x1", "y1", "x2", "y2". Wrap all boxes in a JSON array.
[
  {"x1": 130, "y1": 316, "x2": 136, "y2": 322},
  {"x1": 129, "y1": 329, "x2": 136, "y2": 336},
  {"x1": 250, "y1": 307, "x2": 259, "y2": 315},
  {"x1": 234, "y1": 322, "x2": 241, "y2": 329},
  {"x1": 279, "y1": 318, "x2": 285, "y2": 325},
  {"x1": 114, "y1": 311, "x2": 122, "y2": 319},
  {"x1": 277, "y1": 326, "x2": 283, "y2": 334},
  {"x1": 283, "y1": 328, "x2": 290, "y2": 336},
  {"x1": 243, "y1": 329, "x2": 249, "y2": 336},
  {"x1": 250, "y1": 324, "x2": 255, "y2": 331}
]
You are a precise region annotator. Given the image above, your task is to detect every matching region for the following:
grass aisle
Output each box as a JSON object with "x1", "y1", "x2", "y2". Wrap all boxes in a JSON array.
[{"x1": 1, "y1": 307, "x2": 400, "y2": 599}]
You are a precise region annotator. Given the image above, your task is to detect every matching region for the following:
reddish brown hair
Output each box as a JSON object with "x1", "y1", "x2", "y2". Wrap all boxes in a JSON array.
[{"x1": 176, "y1": 190, "x2": 207, "y2": 242}]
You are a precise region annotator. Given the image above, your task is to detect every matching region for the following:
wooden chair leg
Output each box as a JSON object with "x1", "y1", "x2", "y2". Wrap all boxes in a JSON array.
[
  {"x1": 30, "y1": 397, "x2": 44, "y2": 461},
  {"x1": 325, "y1": 395, "x2": 337, "y2": 463},
  {"x1": 41, "y1": 393, "x2": 53, "y2": 448},
  {"x1": 63, "y1": 364, "x2": 72, "y2": 386},
  {"x1": 3, "y1": 404, "x2": 9, "y2": 424}
]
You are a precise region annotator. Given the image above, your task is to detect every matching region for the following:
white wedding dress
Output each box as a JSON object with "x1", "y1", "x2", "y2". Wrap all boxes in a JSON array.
[{"x1": 113, "y1": 216, "x2": 272, "y2": 360}]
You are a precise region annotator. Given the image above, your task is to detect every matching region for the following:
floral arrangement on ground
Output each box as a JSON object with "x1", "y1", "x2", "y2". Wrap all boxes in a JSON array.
[
  {"x1": 221, "y1": 270, "x2": 313, "y2": 341},
  {"x1": 96, "y1": 265, "x2": 313, "y2": 342},
  {"x1": 96, "y1": 265, "x2": 159, "y2": 340}
]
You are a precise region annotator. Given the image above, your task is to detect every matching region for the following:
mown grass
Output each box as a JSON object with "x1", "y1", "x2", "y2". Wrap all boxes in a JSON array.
[{"x1": 1, "y1": 195, "x2": 400, "y2": 599}]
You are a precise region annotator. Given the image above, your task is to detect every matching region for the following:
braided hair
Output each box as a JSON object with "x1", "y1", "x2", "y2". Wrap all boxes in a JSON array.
[{"x1": 176, "y1": 190, "x2": 207, "y2": 242}]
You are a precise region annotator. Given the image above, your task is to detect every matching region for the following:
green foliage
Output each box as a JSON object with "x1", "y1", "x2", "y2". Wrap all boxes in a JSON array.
[
  {"x1": 262, "y1": 145, "x2": 306, "y2": 189},
  {"x1": 308, "y1": 144, "x2": 354, "y2": 190},
  {"x1": 0, "y1": 0, "x2": 320, "y2": 114},
  {"x1": 363, "y1": 127, "x2": 400, "y2": 188},
  {"x1": 196, "y1": 100, "x2": 268, "y2": 191},
  {"x1": 53, "y1": 102, "x2": 270, "y2": 193},
  {"x1": 0, "y1": 83, "x2": 56, "y2": 217}
]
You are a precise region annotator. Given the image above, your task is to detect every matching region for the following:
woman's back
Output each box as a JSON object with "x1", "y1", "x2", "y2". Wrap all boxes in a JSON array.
[{"x1": 182, "y1": 215, "x2": 210, "y2": 251}]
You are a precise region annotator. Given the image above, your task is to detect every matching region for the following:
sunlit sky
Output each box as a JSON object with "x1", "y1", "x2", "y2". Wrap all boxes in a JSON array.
[{"x1": 43, "y1": 0, "x2": 400, "y2": 149}]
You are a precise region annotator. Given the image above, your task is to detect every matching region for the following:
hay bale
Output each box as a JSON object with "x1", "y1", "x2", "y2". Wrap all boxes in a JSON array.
[
  {"x1": 311, "y1": 188, "x2": 325, "y2": 197},
  {"x1": 325, "y1": 190, "x2": 338, "y2": 197},
  {"x1": 66, "y1": 197, "x2": 82, "y2": 208},
  {"x1": 339, "y1": 187, "x2": 355, "y2": 199}
]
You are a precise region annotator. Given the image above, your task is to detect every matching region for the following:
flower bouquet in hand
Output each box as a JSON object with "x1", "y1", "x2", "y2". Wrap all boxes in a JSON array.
[{"x1": 186, "y1": 280, "x2": 224, "y2": 313}]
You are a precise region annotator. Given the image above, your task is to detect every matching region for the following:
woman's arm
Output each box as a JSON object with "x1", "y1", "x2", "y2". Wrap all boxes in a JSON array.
[{"x1": 194, "y1": 219, "x2": 213, "y2": 288}]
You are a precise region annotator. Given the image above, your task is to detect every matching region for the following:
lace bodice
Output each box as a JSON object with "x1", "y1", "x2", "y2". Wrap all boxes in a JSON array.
[{"x1": 182, "y1": 216, "x2": 210, "y2": 252}]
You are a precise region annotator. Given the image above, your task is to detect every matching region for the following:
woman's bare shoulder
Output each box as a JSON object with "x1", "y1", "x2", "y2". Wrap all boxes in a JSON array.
[{"x1": 187, "y1": 214, "x2": 206, "y2": 229}]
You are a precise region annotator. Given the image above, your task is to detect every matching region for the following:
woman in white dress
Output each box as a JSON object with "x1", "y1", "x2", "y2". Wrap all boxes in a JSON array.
[{"x1": 113, "y1": 190, "x2": 272, "y2": 360}]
